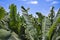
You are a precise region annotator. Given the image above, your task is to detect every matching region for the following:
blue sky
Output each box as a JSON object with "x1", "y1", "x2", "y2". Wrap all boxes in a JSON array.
[{"x1": 0, "y1": 0, "x2": 60, "y2": 16}]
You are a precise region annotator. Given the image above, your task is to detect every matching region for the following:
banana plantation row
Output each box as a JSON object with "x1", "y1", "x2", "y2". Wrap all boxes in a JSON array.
[{"x1": 0, "y1": 4, "x2": 60, "y2": 40}]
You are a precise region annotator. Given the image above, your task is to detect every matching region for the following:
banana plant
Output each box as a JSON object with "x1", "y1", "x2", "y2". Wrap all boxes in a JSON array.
[
  {"x1": 21, "y1": 6, "x2": 38, "y2": 40},
  {"x1": 46, "y1": 7, "x2": 60, "y2": 40},
  {"x1": 9, "y1": 4, "x2": 22, "y2": 35},
  {"x1": 47, "y1": 16, "x2": 60, "y2": 40},
  {"x1": 0, "y1": 6, "x2": 6, "y2": 20}
]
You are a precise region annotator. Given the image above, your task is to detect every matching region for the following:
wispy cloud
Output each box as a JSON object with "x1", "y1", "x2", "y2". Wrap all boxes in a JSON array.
[
  {"x1": 55, "y1": 8, "x2": 59, "y2": 14},
  {"x1": 51, "y1": 1, "x2": 59, "y2": 5},
  {"x1": 45, "y1": 0, "x2": 53, "y2": 2},
  {"x1": 17, "y1": 0, "x2": 27, "y2": 1},
  {"x1": 22, "y1": 0, "x2": 27, "y2": 1},
  {"x1": 27, "y1": 1, "x2": 38, "y2": 4}
]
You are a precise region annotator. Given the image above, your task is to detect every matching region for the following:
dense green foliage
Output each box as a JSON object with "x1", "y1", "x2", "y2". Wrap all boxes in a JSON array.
[{"x1": 0, "y1": 4, "x2": 60, "y2": 40}]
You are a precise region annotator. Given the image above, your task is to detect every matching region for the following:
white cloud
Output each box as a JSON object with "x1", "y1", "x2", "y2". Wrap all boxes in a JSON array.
[
  {"x1": 27, "y1": 1, "x2": 38, "y2": 4},
  {"x1": 51, "y1": 1, "x2": 59, "y2": 5}
]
